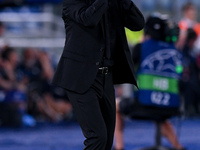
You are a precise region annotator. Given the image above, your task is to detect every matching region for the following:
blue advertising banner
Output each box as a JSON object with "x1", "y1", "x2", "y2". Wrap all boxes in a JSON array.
[{"x1": 137, "y1": 39, "x2": 183, "y2": 108}]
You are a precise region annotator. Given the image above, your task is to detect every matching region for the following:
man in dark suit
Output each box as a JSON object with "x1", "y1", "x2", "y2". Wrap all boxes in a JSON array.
[{"x1": 52, "y1": 0, "x2": 144, "y2": 149}]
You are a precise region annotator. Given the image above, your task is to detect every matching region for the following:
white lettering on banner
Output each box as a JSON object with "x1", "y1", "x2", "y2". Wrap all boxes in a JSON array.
[
  {"x1": 153, "y1": 78, "x2": 169, "y2": 90},
  {"x1": 151, "y1": 92, "x2": 170, "y2": 106}
]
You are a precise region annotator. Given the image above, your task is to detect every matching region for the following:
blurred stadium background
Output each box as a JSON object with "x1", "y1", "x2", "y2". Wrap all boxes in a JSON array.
[{"x1": 0, "y1": 0, "x2": 200, "y2": 150}]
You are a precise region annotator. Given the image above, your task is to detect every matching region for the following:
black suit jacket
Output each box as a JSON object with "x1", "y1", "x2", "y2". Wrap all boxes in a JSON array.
[{"x1": 52, "y1": 0, "x2": 145, "y2": 93}]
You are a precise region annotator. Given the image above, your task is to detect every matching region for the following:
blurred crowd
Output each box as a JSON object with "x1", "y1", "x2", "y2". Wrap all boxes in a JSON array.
[
  {"x1": 0, "y1": 1, "x2": 199, "y2": 128},
  {"x1": 0, "y1": 22, "x2": 73, "y2": 127},
  {"x1": 177, "y1": 2, "x2": 200, "y2": 117},
  {"x1": 173, "y1": 2, "x2": 200, "y2": 118}
]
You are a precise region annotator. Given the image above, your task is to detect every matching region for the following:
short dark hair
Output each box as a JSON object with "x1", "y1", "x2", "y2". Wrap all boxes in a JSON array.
[
  {"x1": 182, "y1": 2, "x2": 195, "y2": 12},
  {"x1": 144, "y1": 14, "x2": 169, "y2": 41},
  {"x1": 1, "y1": 47, "x2": 15, "y2": 61}
]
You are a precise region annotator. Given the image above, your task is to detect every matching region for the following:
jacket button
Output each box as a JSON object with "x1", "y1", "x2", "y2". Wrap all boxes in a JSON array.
[{"x1": 96, "y1": 62, "x2": 100, "y2": 66}]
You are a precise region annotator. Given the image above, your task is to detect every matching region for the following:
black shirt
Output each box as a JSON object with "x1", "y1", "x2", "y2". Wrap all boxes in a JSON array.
[
  {"x1": 101, "y1": 0, "x2": 119, "y2": 67},
  {"x1": 101, "y1": 0, "x2": 135, "y2": 67}
]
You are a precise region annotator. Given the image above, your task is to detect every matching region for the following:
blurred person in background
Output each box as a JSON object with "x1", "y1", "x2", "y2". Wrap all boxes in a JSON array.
[
  {"x1": 0, "y1": 47, "x2": 31, "y2": 127},
  {"x1": 177, "y1": 2, "x2": 200, "y2": 52},
  {"x1": 19, "y1": 48, "x2": 73, "y2": 122},
  {"x1": 52, "y1": 0, "x2": 145, "y2": 149},
  {"x1": 179, "y1": 28, "x2": 200, "y2": 116},
  {"x1": 113, "y1": 14, "x2": 186, "y2": 150}
]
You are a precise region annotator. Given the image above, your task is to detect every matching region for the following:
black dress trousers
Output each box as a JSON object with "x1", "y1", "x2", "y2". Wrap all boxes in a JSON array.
[{"x1": 66, "y1": 71, "x2": 116, "y2": 150}]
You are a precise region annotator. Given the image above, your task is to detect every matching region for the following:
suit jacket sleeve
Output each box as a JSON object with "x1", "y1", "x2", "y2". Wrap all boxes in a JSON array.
[
  {"x1": 62, "y1": 0, "x2": 107, "y2": 27},
  {"x1": 119, "y1": 0, "x2": 145, "y2": 31}
]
